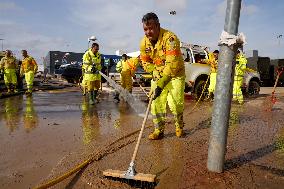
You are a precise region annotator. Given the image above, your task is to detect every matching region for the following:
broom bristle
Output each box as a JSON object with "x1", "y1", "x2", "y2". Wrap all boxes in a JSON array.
[{"x1": 103, "y1": 169, "x2": 156, "y2": 183}]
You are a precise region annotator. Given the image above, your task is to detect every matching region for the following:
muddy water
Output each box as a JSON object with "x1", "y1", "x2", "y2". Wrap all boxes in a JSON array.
[
  {"x1": 1, "y1": 87, "x2": 284, "y2": 189},
  {"x1": 0, "y1": 87, "x2": 146, "y2": 189}
]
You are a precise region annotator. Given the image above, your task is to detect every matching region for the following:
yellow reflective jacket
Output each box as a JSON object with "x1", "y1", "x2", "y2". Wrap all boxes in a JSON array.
[
  {"x1": 116, "y1": 57, "x2": 139, "y2": 76},
  {"x1": 0, "y1": 56, "x2": 17, "y2": 70},
  {"x1": 235, "y1": 53, "x2": 247, "y2": 77},
  {"x1": 116, "y1": 60, "x2": 126, "y2": 73},
  {"x1": 203, "y1": 52, "x2": 218, "y2": 73},
  {"x1": 21, "y1": 56, "x2": 38, "y2": 73},
  {"x1": 82, "y1": 49, "x2": 102, "y2": 74},
  {"x1": 140, "y1": 28, "x2": 185, "y2": 79}
]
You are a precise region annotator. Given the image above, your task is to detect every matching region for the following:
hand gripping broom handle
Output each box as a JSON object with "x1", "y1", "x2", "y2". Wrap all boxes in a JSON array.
[{"x1": 130, "y1": 94, "x2": 153, "y2": 164}]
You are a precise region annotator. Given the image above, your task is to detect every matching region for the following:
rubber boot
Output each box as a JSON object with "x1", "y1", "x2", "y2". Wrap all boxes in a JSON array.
[
  {"x1": 114, "y1": 92, "x2": 120, "y2": 102},
  {"x1": 10, "y1": 84, "x2": 15, "y2": 93},
  {"x1": 238, "y1": 100, "x2": 244, "y2": 105},
  {"x1": 89, "y1": 91, "x2": 95, "y2": 105},
  {"x1": 176, "y1": 127, "x2": 184, "y2": 138},
  {"x1": 93, "y1": 90, "x2": 98, "y2": 103},
  {"x1": 148, "y1": 129, "x2": 164, "y2": 140},
  {"x1": 14, "y1": 87, "x2": 18, "y2": 93},
  {"x1": 26, "y1": 88, "x2": 32, "y2": 96},
  {"x1": 7, "y1": 85, "x2": 11, "y2": 94},
  {"x1": 82, "y1": 88, "x2": 86, "y2": 96}
]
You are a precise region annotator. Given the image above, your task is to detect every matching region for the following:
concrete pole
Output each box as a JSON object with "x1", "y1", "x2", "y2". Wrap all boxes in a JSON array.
[{"x1": 207, "y1": 0, "x2": 242, "y2": 173}]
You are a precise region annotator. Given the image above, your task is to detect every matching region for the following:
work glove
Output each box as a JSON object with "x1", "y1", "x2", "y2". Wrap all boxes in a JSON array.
[
  {"x1": 91, "y1": 65, "x2": 98, "y2": 74},
  {"x1": 156, "y1": 75, "x2": 171, "y2": 89},
  {"x1": 153, "y1": 86, "x2": 162, "y2": 100}
]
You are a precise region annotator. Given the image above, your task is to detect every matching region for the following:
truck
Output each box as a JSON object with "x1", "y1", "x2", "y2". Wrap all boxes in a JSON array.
[
  {"x1": 246, "y1": 50, "x2": 284, "y2": 87},
  {"x1": 181, "y1": 42, "x2": 261, "y2": 100}
]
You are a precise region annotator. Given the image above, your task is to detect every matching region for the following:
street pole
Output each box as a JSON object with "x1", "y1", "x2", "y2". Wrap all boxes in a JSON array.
[{"x1": 207, "y1": 0, "x2": 242, "y2": 173}]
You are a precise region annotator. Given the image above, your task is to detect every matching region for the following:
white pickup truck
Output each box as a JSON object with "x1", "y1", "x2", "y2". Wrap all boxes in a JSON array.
[{"x1": 180, "y1": 42, "x2": 261, "y2": 99}]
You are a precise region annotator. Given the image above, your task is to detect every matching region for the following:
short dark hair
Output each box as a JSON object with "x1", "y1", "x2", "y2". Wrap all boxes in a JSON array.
[
  {"x1": 142, "y1": 12, "x2": 159, "y2": 24},
  {"x1": 91, "y1": 43, "x2": 99, "y2": 48},
  {"x1": 21, "y1": 50, "x2": 27, "y2": 53},
  {"x1": 213, "y1": 50, "x2": 219, "y2": 54},
  {"x1": 122, "y1": 54, "x2": 127, "y2": 59}
]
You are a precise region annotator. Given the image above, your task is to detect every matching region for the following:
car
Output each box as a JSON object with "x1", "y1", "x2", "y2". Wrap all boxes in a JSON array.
[
  {"x1": 181, "y1": 42, "x2": 261, "y2": 100},
  {"x1": 61, "y1": 63, "x2": 82, "y2": 83}
]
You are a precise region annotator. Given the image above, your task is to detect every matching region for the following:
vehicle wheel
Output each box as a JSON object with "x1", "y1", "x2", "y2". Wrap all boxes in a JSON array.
[
  {"x1": 193, "y1": 79, "x2": 209, "y2": 100},
  {"x1": 248, "y1": 80, "x2": 260, "y2": 97}
]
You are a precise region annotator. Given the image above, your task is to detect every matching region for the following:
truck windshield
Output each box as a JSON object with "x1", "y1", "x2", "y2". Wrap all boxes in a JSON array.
[
  {"x1": 181, "y1": 47, "x2": 192, "y2": 62},
  {"x1": 193, "y1": 50, "x2": 207, "y2": 63}
]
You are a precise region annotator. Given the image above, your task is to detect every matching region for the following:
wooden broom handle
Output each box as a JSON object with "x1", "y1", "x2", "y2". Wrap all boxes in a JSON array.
[{"x1": 130, "y1": 95, "x2": 153, "y2": 164}]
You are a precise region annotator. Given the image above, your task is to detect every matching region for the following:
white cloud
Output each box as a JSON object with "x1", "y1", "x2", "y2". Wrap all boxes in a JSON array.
[
  {"x1": 69, "y1": 0, "x2": 148, "y2": 53},
  {"x1": 0, "y1": 0, "x2": 280, "y2": 62},
  {"x1": 0, "y1": 21, "x2": 66, "y2": 64},
  {"x1": 0, "y1": 1, "x2": 19, "y2": 11},
  {"x1": 154, "y1": 0, "x2": 188, "y2": 11}
]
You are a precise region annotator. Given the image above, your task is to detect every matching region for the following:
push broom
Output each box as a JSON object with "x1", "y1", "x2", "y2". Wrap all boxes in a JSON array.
[{"x1": 103, "y1": 94, "x2": 156, "y2": 183}]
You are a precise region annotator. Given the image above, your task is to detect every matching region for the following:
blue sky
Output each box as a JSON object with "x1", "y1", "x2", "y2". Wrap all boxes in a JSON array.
[{"x1": 0, "y1": 0, "x2": 283, "y2": 67}]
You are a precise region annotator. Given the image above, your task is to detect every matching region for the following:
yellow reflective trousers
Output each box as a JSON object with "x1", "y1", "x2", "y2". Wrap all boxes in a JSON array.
[
  {"x1": 232, "y1": 76, "x2": 244, "y2": 103},
  {"x1": 24, "y1": 71, "x2": 34, "y2": 92},
  {"x1": 208, "y1": 72, "x2": 217, "y2": 93},
  {"x1": 4, "y1": 68, "x2": 17, "y2": 85},
  {"x1": 151, "y1": 76, "x2": 185, "y2": 131},
  {"x1": 120, "y1": 71, "x2": 133, "y2": 93}
]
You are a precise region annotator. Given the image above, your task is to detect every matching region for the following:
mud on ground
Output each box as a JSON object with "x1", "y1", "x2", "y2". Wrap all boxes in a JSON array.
[{"x1": 38, "y1": 89, "x2": 284, "y2": 189}]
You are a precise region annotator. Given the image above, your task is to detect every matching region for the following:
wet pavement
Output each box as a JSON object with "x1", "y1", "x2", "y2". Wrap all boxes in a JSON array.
[{"x1": 0, "y1": 86, "x2": 284, "y2": 189}]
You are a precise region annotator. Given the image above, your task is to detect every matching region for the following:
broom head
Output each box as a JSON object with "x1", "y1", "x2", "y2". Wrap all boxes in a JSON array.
[{"x1": 103, "y1": 169, "x2": 156, "y2": 183}]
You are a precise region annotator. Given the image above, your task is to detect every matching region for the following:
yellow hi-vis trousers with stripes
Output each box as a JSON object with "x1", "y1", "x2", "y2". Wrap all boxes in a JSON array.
[{"x1": 150, "y1": 76, "x2": 185, "y2": 132}]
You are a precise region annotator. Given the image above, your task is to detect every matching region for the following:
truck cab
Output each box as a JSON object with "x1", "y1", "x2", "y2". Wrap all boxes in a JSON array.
[{"x1": 181, "y1": 42, "x2": 261, "y2": 99}]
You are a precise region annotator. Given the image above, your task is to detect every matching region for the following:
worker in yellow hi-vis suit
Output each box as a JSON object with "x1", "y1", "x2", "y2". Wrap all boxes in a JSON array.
[
  {"x1": 21, "y1": 50, "x2": 38, "y2": 95},
  {"x1": 232, "y1": 50, "x2": 247, "y2": 104},
  {"x1": 140, "y1": 12, "x2": 185, "y2": 140},
  {"x1": 82, "y1": 43, "x2": 102, "y2": 105},
  {"x1": 0, "y1": 50, "x2": 18, "y2": 93},
  {"x1": 116, "y1": 54, "x2": 140, "y2": 93},
  {"x1": 203, "y1": 50, "x2": 219, "y2": 100}
]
